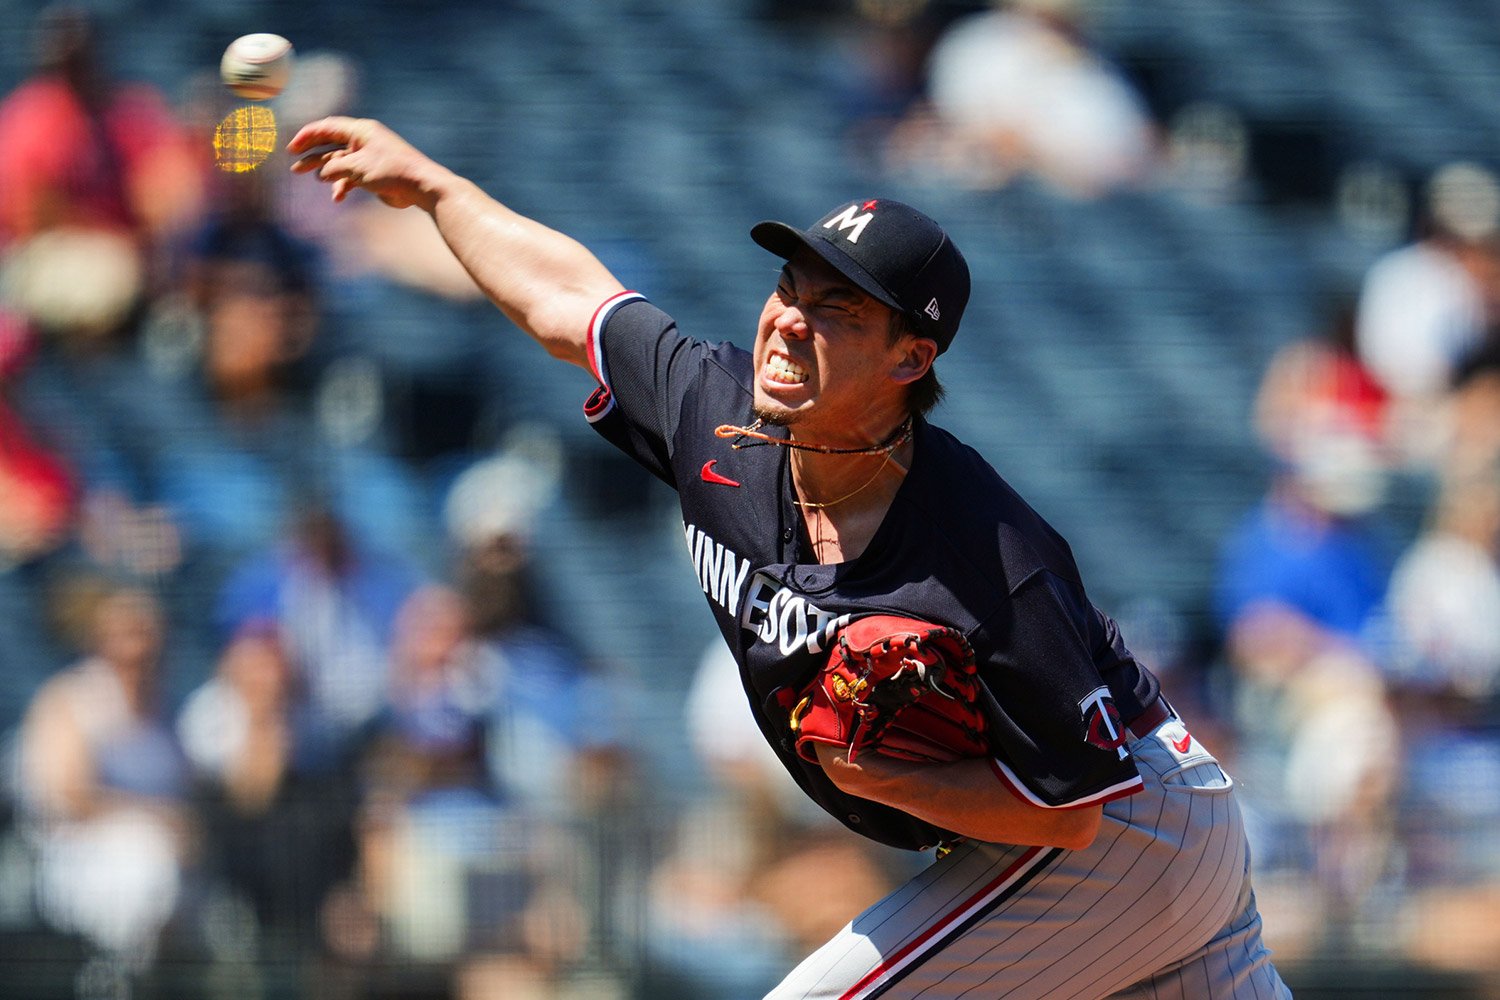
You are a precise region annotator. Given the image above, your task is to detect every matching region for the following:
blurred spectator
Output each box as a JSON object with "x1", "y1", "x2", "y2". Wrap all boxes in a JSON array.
[
  {"x1": 0, "y1": 229, "x2": 181, "y2": 577},
  {"x1": 1382, "y1": 465, "x2": 1500, "y2": 948},
  {"x1": 52, "y1": 168, "x2": 323, "y2": 557},
  {"x1": 442, "y1": 424, "x2": 563, "y2": 556},
  {"x1": 457, "y1": 530, "x2": 631, "y2": 821},
  {"x1": 1386, "y1": 465, "x2": 1500, "y2": 702},
  {"x1": 1226, "y1": 304, "x2": 1393, "y2": 659},
  {"x1": 684, "y1": 639, "x2": 805, "y2": 821},
  {"x1": 1276, "y1": 648, "x2": 1401, "y2": 943},
  {"x1": 830, "y1": 1, "x2": 975, "y2": 143},
  {"x1": 1446, "y1": 347, "x2": 1500, "y2": 480},
  {"x1": 128, "y1": 170, "x2": 429, "y2": 559},
  {"x1": 366, "y1": 585, "x2": 495, "y2": 809},
  {"x1": 357, "y1": 585, "x2": 509, "y2": 963},
  {"x1": 643, "y1": 641, "x2": 897, "y2": 999},
  {"x1": 353, "y1": 582, "x2": 608, "y2": 994},
  {"x1": 176, "y1": 626, "x2": 354, "y2": 948},
  {"x1": 438, "y1": 455, "x2": 644, "y2": 993},
  {"x1": 13, "y1": 585, "x2": 194, "y2": 965},
  {"x1": 182, "y1": 172, "x2": 319, "y2": 422},
  {"x1": 215, "y1": 505, "x2": 423, "y2": 745},
  {"x1": 885, "y1": 0, "x2": 1158, "y2": 196},
  {"x1": 441, "y1": 426, "x2": 631, "y2": 817},
  {"x1": 2, "y1": 316, "x2": 186, "y2": 583},
  {"x1": 0, "y1": 312, "x2": 75, "y2": 564},
  {"x1": 178, "y1": 626, "x2": 301, "y2": 815},
  {"x1": 73, "y1": 489, "x2": 183, "y2": 581},
  {"x1": 0, "y1": 4, "x2": 202, "y2": 281},
  {"x1": 1253, "y1": 299, "x2": 1390, "y2": 472},
  {"x1": 1, "y1": 225, "x2": 145, "y2": 351},
  {"x1": 0, "y1": 395, "x2": 75, "y2": 566},
  {"x1": 1216, "y1": 437, "x2": 1391, "y2": 661},
  {"x1": 1220, "y1": 346, "x2": 1404, "y2": 953},
  {"x1": 1355, "y1": 162, "x2": 1500, "y2": 464}
]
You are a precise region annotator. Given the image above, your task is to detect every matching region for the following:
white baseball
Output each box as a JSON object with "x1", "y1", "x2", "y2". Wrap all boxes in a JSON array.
[{"x1": 220, "y1": 33, "x2": 294, "y2": 101}]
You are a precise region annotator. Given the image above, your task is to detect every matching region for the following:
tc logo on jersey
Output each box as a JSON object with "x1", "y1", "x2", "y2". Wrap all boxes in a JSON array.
[{"x1": 1079, "y1": 686, "x2": 1129, "y2": 760}]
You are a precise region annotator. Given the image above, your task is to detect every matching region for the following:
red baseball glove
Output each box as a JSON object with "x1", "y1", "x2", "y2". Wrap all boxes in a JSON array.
[{"x1": 789, "y1": 615, "x2": 989, "y2": 765}]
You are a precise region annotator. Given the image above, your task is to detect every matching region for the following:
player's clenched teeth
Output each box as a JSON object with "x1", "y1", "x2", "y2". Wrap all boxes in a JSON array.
[{"x1": 765, "y1": 355, "x2": 808, "y2": 384}]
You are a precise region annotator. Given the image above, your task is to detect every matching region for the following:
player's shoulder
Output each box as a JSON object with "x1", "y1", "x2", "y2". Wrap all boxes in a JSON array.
[
  {"x1": 906, "y1": 420, "x2": 1083, "y2": 591},
  {"x1": 909, "y1": 421, "x2": 1038, "y2": 525},
  {"x1": 602, "y1": 296, "x2": 753, "y2": 390}
]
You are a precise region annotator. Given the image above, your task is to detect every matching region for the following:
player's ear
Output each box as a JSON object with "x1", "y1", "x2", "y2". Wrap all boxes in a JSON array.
[{"x1": 890, "y1": 336, "x2": 938, "y2": 386}]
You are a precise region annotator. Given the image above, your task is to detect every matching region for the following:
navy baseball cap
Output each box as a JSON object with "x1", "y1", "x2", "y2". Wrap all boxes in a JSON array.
[{"x1": 751, "y1": 198, "x2": 970, "y2": 354}]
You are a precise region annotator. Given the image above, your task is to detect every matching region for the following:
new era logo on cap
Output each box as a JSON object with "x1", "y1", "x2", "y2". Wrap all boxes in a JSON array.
[{"x1": 751, "y1": 198, "x2": 971, "y2": 354}]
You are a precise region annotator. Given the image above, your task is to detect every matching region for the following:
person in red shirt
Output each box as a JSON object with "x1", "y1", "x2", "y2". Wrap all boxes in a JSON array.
[{"x1": 0, "y1": 4, "x2": 201, "y2": 250}]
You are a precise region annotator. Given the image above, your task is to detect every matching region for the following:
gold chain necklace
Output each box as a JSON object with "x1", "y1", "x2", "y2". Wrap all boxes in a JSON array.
[{"x1": 794, "y1": 449, "x2": 895, "y2": 510}]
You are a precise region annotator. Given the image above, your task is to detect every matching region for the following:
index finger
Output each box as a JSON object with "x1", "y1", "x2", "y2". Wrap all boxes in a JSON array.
[{"x1": 287, "y1": 116, "x2": 365, "y2": 155}]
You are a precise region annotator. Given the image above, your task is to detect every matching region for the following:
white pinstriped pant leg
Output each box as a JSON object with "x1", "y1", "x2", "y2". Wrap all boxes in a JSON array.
[
  {"x1": 764, "y1": 721, "x2": 1291, "y2": 1000},
  {"x1": 1105, "y1": 879, "x2": 1288, "y2": 1000}
]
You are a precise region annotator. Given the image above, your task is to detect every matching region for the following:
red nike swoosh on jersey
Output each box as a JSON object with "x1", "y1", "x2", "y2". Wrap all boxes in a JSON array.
[
  {"x1": 1171, "y1": 734, "x2": 1192, "y2": 754},
  {"x1": 700, "y1": 460, "x2": 741, "y2": 487}
]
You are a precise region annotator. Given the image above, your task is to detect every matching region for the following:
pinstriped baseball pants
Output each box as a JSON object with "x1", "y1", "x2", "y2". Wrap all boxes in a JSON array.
[{"x1": 765, "y1": 718, "x2": 1291, "y2": 999}]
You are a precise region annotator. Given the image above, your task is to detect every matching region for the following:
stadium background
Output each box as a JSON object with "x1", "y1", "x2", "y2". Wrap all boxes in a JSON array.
[{"x1": 0, "y1": 0, "x2": 1497, "y2": 997}]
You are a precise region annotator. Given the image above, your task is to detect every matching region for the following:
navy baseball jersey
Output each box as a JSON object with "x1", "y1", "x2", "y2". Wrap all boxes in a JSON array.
[{"x1": 584, "y1": 292, "x2": 1161, "y2": 851}]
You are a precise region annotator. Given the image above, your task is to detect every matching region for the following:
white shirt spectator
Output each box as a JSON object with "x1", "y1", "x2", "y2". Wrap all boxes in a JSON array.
[
  {"x1": 925, "y1": 6, "x2": 1155, "y2": 196},
  {"x1": 1355, "y1": 241, "x2": 1486, "y2": 400},
  {"x1": 1387, "y1": 531, "x2": 1500, "y2": 698}
]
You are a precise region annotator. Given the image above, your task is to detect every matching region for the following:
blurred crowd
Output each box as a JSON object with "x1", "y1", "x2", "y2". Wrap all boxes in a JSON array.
[
  {"x1": 849, "y1": 0, "x2": 1159, "y2": 198},
  {"x1": 0, "y1": 6, "x2": 905, "y2": 999},
  {"x1": 1214, "y1": 157, "x2": 1500, "y2": 970},
  {"x1": 5, "y1": 1, "x2": 1500, "y2": 998}
]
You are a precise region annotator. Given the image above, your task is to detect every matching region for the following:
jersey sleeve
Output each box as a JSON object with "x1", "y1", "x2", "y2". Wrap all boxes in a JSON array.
[
  {"x1": 582, "y1": 291, "x2": 752, "y2": 487},
  {"x1": 974, "y1": 569, "x2": 1147, "y2": 810}
]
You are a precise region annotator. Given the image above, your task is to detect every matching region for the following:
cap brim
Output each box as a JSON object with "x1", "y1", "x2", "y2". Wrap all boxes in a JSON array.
[{"x1": 750, "y1": 220, "x2": 905, "y2": 315}]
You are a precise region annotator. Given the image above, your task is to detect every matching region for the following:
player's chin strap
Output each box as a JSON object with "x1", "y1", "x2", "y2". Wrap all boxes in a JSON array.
[{"x1": 713, "y1": 416, "x2": 913, "y2": 456}]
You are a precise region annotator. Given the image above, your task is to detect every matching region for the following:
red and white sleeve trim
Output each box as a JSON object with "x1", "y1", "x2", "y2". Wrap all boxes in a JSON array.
[
  {"x1": 585, "y1": 290, "x2": 645, "y2": 387},
  {"x1": 987, "y1": 756, "x2": 1143, "y2": 810},
  {"x1": 582, "y1": 385, "x2": 615, "y2": 425}
]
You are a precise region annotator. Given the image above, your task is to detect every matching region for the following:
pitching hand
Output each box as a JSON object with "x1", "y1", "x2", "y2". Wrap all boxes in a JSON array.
[{"x1": 288, "y1": 117, "x2": 447, "y2": 210}]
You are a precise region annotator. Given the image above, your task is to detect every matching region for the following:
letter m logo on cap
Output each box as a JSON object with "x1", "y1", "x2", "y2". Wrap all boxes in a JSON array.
[{"x1": 822, "y1": 204, "x2": 874, "y2": 244}]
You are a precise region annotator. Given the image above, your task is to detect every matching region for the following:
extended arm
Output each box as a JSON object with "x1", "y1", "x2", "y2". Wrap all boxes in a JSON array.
[
  {"x1": 288, "y1": 117, "x2": 623, "y2": 370},
  {"x1": 815, "y1": 743, "x2": 1103, "y2": 850}
]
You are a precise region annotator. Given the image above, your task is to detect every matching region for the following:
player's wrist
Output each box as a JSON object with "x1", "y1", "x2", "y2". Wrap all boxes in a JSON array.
[
  {"x1": 414, "y1": 162, "x2": 466, "y2": 214},
  {"x1": 819, "y1": 744, "x2": 923, "y2": 797}
]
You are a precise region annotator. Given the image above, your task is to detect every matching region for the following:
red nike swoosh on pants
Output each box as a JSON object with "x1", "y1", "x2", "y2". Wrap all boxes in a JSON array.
[{"x1": 701, "y1": 460, "x2": 741, "y2": 487}]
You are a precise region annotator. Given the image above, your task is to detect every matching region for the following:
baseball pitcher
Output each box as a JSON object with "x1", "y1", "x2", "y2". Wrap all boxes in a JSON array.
[{"x1": 291, "y1": 117, "x2": 1291, "y2": 999}]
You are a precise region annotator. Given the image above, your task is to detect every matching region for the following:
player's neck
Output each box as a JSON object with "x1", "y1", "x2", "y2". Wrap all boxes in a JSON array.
[
  {"x1": 792, "y1": 440, "x2": 913, "y2": 564},
  {"x1": 791, "y1": 443, "x2": 908, "y2": 502}
]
